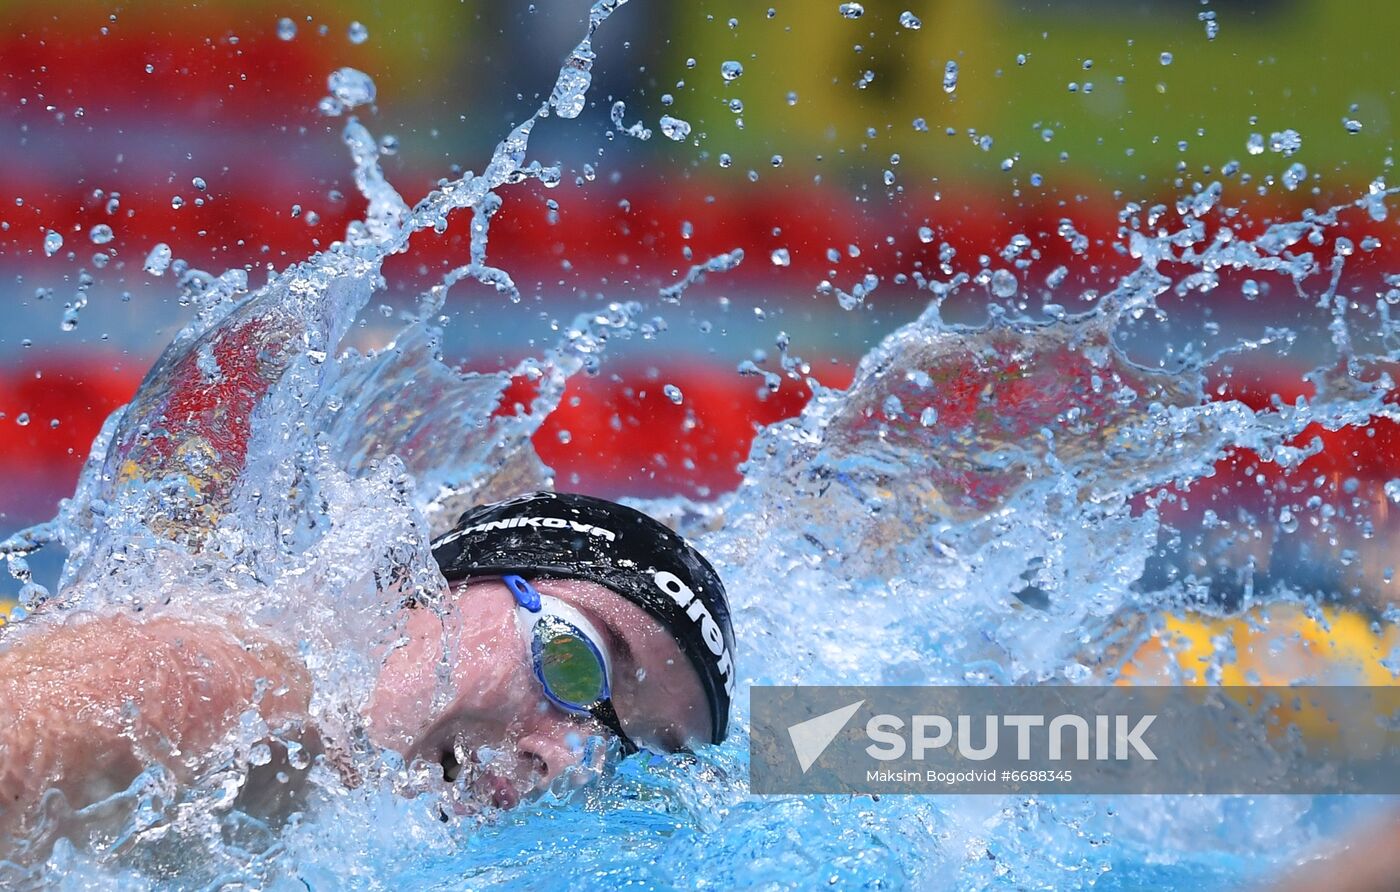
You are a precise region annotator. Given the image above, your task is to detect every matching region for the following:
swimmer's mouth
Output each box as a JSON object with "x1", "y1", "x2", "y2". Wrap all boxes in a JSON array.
[
  {"x1": 437, "y1": 745, "x2": 524, "y2": 811},
  {"x1": 439, "y1": 747, "x2": 463, "y2": 784}
]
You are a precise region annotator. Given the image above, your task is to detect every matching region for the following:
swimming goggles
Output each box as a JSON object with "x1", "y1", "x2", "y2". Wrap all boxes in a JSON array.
[{"x1": 503, "y1": 574, "x2": 639, "y2": 756}]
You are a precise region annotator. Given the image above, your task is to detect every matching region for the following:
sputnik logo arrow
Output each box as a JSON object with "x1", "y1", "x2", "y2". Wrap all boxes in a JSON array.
[{"x1": 787, "y1": 700, "x2": 864, "y2": 773}]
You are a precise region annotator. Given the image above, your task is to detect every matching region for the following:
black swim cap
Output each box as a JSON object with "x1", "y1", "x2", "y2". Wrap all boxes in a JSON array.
[{"x1": 430, "y1": 491, "x2": 735, "y2": 745}]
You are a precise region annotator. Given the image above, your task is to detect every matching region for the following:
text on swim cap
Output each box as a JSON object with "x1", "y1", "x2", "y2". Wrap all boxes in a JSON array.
[
  {"x1": 654, "y1": 570, "x2": 736, "y2": 698},
  {"x1": 442, "y1": 516, "x2": 618, "y2": 544}
]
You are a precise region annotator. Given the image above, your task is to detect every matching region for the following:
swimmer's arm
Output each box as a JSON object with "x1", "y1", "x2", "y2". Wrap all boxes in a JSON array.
[
  {"x1": 1265, "y1": 809, "x2": 1400, "y2": 892},
  {"x1": 0, "y1": 614, "x2": 310, "y2": 820}
]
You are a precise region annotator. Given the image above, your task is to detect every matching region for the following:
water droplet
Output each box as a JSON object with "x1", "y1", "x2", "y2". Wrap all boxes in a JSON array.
[
  {"x1": 277, "y1": 17, "x2": 296, "y2": 40},
  {"x1": 942, "y1": 60, "x2": 959, "y2": 94},
  {"x1": 720, "y1": 60, "x2": 744, "y2": 82},
  {"x1": 170, "y1": 195, "x2": 185, "y2": 209},
  {"x1": 1159, "y1": 51, "x2": 1173, "y2": 65},
  {"x1": 144, "y1": 242, "x2": 173, "y2": 276},
  {"x1": 786, "y1": 91, "x2": 798, "y2": 106},
  {"x1": 917, "y1": 226, "x2": 934, "y2": 244},
  {"x1": 1199, "y1": 9, "x2": 1219, "y2": 40},
  {"x1": 16, "y1": 413, "x2": 30, "y2": 426},
  {"x1": 771, "y1": 154, "x2": 784, "y2": 167},
  {"x1": 348, "y1": 21, "x2": 368, "y2": 44},
  {"x1": 43, "y1": 230, "x2": 63, "y2": 257},
  {"x1": 48, "y1": 418, "x2": 59, "y2": 429},
  {"x1": 328, "y1": 67, "x2": 376, "y2": 108},
  {"x1": 549, "y1": 39, "x2": 596, "y2": 119},
  {"x1": 898, "y1": 10, "x2": 922, "y2": 29},
  {"x1": 770, "y1": 248, "x2": 791, "y2": 266},
  {"x1": 89, "y1": 224, "x2": 114, "y2": 244},
  {"x1": 990, "y1": 269, "x2": 1018, "y2": 297},
  {"x1": 659, "y1": 115, "x2": 691, "y2": 141},
  {"x1": 192, "y1": 176, "x2": 207, "y2": 191},
  {"x1": 1246, "y1": 133, "x2": 1265, "y2": 155},
  {"x1": 1343, "y1": 118, "x2": 1363, "y2": 134},
  {"x1": 1386, "y1": 480, "x2": 1400, "y2": 503},
  {"x1": 919, "y1": 407, "x2": 938, "y2": 427},
  {"x1": 718, "y1": 153, "x2": 732, "y2": 168},
  {"x1": 664, "y1": 384, "x2": 684, "y2": 405},
  {"x1": 1268, "y1": 128, "x2": 1302, "y2": 156},
  {"x1": 1282, "y1": 162, "x2": 1307, "y2": 191},
  {"x1": 838, "y1": 2, "x2": 864, "y2": 18}
]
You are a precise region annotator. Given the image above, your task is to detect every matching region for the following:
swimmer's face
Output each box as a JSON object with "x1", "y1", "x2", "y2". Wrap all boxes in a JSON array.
[{"x1": 366, "y1": 577, "x2": 710, "y2": 808}]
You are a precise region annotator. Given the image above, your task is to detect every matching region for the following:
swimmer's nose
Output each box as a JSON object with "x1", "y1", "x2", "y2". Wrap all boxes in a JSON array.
[{"x1": 516, "y1": 713, "x2": 598, "y2": 791}]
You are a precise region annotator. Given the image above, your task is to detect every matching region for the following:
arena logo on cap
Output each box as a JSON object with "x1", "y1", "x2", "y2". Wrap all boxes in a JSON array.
[{"x1": 654, "y1": 570, "x2": 735, "y2": 696}]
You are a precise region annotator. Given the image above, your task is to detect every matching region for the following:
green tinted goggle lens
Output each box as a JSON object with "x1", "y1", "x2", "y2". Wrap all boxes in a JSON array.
[{"x1": 539, "y1": 630, "x2": 606, "y2": 706}]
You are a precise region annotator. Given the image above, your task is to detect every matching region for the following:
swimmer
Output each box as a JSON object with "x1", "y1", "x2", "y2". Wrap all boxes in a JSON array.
[{"x1": 0, "y1": 491, "x2": 735, "y2": 839}]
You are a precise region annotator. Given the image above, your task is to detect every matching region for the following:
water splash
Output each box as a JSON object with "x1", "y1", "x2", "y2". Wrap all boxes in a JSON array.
[
  {"x1": 660, "y1": 248, "x2": 745, "y2": 303},
  {"x1": 609, "y1": 100, "x2": 651, "y2": 140},
  {"x1": 547, "y1": 0, "x2": 629, "y2": 120}
]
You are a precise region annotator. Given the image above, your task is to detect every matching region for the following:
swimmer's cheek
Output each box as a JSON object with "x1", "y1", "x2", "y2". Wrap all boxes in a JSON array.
[{"x1": 364, "y1": 610, "x2": 451, "y2": 753}]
